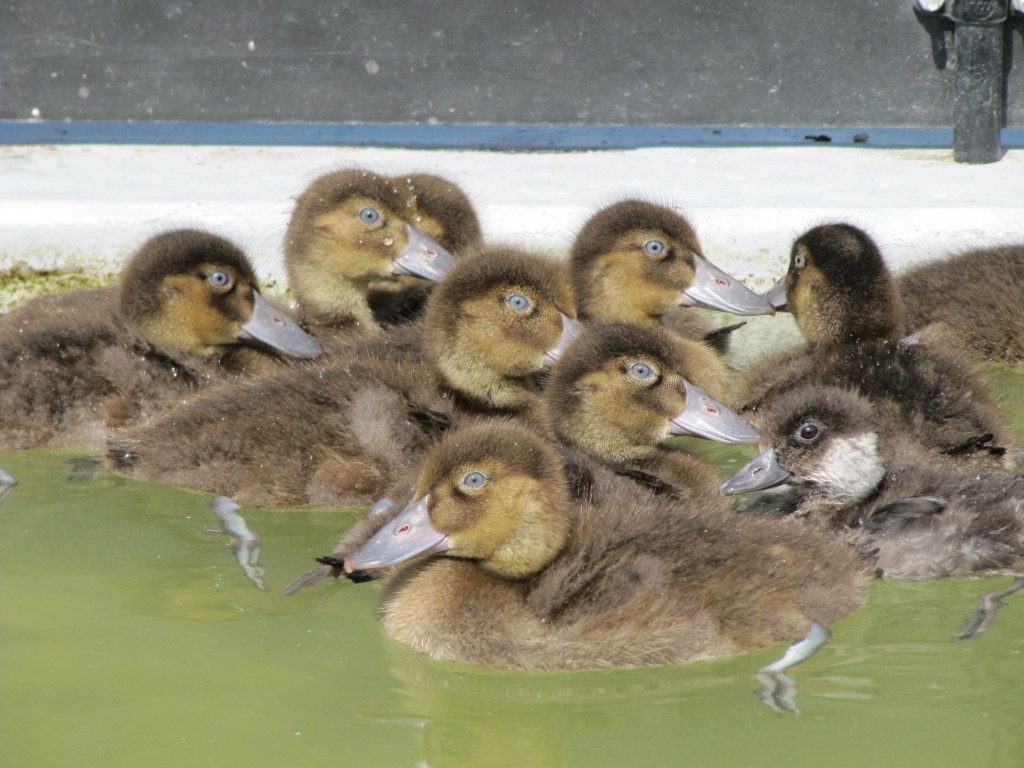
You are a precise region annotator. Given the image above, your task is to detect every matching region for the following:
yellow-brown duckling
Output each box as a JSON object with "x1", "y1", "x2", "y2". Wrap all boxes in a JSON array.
[
  {"x1": 0, "y1": 228, "x2": 321, "y2": 450},
  {"x1": 343, "y1": 421, "x2": 868, "y2": 708},
  {"x1": 109, "y1": 246, "x2": 579, "y2": 506},
  {"x1": 567, "y1": 199, "x2": 773, "y2": 352},
  {"x1": 545, "y1": 323, "x2": 758, "y2": 496},
  {"x1": 283, "y1": 169, "x2": 482, "y2": 336},
  {"x1": 735, "y1": 222, "x2": 1013, "y2": 468},
  {"x1": 897, "y1": 243, "x2": 1024, "y2": 364}
]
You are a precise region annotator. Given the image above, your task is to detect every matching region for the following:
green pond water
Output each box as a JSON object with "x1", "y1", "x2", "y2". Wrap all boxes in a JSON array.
[{"x1": 4, "y1": 361, "x2": 1024, "y2": 767}]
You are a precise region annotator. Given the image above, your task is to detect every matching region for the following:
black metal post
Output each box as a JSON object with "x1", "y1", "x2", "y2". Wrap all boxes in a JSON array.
[{"x1": 949, "y1": 0, "x2": 1007, "y2": 163}]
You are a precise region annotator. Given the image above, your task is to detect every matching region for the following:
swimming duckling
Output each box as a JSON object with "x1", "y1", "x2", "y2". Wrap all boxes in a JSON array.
[
  {"x1": 722, "y1": 384, "x2": 1024, "y2": 580},
  {"x1": 0, "y1": 229, "x2": 321, "y2": 450},
  {"x1": 109, "y1": 246, "x2": 578, "y2": 507},
  {"x1": 545, "y1": 323, "x2": 758, "y2": 496},
  {"x1": 283, "y1": 169, "x2": 481, "y2": 335},
  {"x1": 344, "y1": 421, "x2": 869, "y2": 698},
  {"x1": 898, "y1": 243, "x2": 1024, "y2": 364},
  {"x1": 567, "y1": 200, "x2": 773, "y2": 352},
  {"x1": 735, "y1": 223, "x2": 1013, "y2": 467}
]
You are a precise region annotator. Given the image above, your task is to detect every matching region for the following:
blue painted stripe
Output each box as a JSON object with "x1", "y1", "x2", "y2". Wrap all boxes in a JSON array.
[{"x1": 2, "y1": 120, "x2": 1024, "y2": 149}]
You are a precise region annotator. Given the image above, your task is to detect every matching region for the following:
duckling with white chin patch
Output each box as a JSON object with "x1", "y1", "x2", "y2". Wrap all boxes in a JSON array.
[
  {"x1": 0, "y1": 228, "x2": 321, "y2": 450},
  {"x1": 344, "y1": 422, "x2": 869, "y2": 711},
  {"x1": 108, "y1": 246, "x2": 579, "y2": 507},
  {"x1": 723, "y1": 384, "x2": 1024, "y2": 581}
]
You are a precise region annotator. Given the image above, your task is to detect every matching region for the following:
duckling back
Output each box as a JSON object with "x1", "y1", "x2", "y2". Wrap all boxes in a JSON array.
[{"x1": 898, "y1": 244, "x2": 1024, "y2": 364}]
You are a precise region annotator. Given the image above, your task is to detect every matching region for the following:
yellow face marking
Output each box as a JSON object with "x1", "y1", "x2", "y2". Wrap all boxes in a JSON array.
[
  {"x1": 145, "y1": 265, "x2": 253, "y2": 356},
  {"x1": 309, "y1": 195, "x2": 409, "y2": 281},
  {"x1": 584, "y1": 230, "x2": 697, "y2": 322},
  {"x1": 788, "y1": 261, "x2": 828, "y2": 345}
]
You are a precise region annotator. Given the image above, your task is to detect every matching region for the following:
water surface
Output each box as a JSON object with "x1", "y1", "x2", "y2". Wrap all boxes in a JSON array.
[{"x1": 4, "y1": 364, "x2": 1024, "y2": 767}]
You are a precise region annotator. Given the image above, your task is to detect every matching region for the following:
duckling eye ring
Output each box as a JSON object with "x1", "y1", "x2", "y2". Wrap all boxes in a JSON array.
[
  {"x1": 506, "y1": 294, "x2": 533, "y2": 313},
  {"x1": 793, "y1": 253, "x2": 806, "y2": 270},
  {"x1": 208, "y1": 271, "x2": 232, "y2": 289},
  {"x1": 627, "y1": 362, "x2": 655, "y2": 381},
  {"x1": 795, "y1": 421, "x2": 820, "y2": 444},
  {"x1": 643, "y1": 240, "x2": 666, "y2": 257},
  {"x1": 359, "y1": 207, "x2": 381, "y2": 225},
  {"x1": 462, "y1": 471, "x2": 487, "y2": 490}
]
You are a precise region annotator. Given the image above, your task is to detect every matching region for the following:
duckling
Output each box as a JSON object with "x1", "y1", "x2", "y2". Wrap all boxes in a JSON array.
[
  {"x1": 567, "y1": 200, "x2": 773, "y2": 352},
  {"x1": 283, "y1": 169, "x2": 481, "y2": 336},
  {"x1": 545, "y1": 323, "x2": 758, "y2": 496},
  {"x1": 897, "y1": 243, "x2": 1024, "y2": 364},
  {"x1": 109, "y1": 246, "x2": 578, "y2": 507},
  {"x1": 343, "y1": 421, "x2": 869, "y2": 694},
  {"x1": 735, "y1": 223, "x2": 1013, "y2": 468},
  {"x1": 0, "y1": 229, "x2": 321, "y2": 450},
  {"x1": 722, "y1": 384, "x2": 1024, "y2": 581}
]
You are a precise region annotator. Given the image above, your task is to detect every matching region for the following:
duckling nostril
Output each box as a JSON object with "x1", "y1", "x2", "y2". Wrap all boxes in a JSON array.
[
  {"x1": 714, "y1": 277, "x2": 728, "y2": 287},
  {"x1": 395, "y1": 523, "x2": 412, "y2": 536},
  {"x1": 752, "y1": 465, "x2": 764, "y2": 476},
  {"x1": 704, "y1": 404, "x2": 720, "y2": 416},
  {"x1": 271, "y1": 315, "x2": 285, "y2": 327}
]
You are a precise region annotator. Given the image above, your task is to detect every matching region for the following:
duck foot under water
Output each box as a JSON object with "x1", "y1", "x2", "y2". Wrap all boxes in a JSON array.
[
  {"x1": 754, "y1": 622, "x2": 831, "y2": 714},
  {"x1": 208, "y1": 496, "x2": 266, "y2": 590},
  {"x1": 951, "y1": 575, "x2": 1024, "y2": 642}
]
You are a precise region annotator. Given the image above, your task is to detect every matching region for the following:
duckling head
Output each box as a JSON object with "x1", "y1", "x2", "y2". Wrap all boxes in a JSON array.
[
  {"x1": 547, "y1": 323, "x2": 759, "y2": 463},
  {"x1": 425, "y1": 247, "x2": 579, "y2": 411},
  {"x1": 764, "y1": 223, "x2": 904, "y2": 348},
  {"x1": 119, "y1": 229, "x2": 323, "y2": 360},
  {"x1": 568, "y1": 200, "x2": 773, "y2": 324},
  {"x1": 345, "y1": 422, "x2": 571, "y2": 579},
  {"x1": 721, "y1": 385, "x2": 886, "y2": 509},
  {"x1": 284, "y1": 169, "x2": 477, "y2": 328}
]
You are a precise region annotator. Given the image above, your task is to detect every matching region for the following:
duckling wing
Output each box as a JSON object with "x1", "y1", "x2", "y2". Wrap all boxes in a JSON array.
[{"x1": 862, "y1": 496, "x2": 947, "y2": 532}]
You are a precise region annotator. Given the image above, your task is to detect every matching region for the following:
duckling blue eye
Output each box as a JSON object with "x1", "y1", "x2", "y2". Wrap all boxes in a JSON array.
[
  {"x1": 462, "y1": 471, "x2": 487, "y2": 489},
  {"x1": 359, "y1": 207, "x2": 381, "y2": 225},
  {"x1": 208, "y1": 271, "x2": 231, "y2": 288},
  {"x1": 643, "y1": 240, "x2": 666, "y2": 257},
  {"x1": 628, "y1": 362, "x2": 655, "y2": 380},
  {"x1": 506, "y1": 294, "x2": 532, "y2": 312}
]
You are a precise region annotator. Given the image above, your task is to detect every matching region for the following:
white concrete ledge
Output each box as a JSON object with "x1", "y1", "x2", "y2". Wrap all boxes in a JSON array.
[{"x1": 2, "y1": 144, "x2": 1023, "y2": 294}]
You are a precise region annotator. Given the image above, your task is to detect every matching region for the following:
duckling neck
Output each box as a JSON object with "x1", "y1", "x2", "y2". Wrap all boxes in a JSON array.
[
  {"x1": 478, "y1": 493, "x2": 573, "y2": 580},
  {"x1": 125, "y1": 335, "x2": 214, "y2": 386},
  {"x1": 435, "y1": 354, "x2": 542, "y2": 412},
  {"x1": 579, "y1": 274, "x2": 667, "y2": 325},
  {"x1": 290, "y1": 264, "x2": 383, "y2": 331}
]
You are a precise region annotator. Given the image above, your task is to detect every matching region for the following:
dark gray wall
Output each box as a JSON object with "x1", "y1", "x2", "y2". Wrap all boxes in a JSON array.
[{"x1": 3, "y1": 0, "x2": 1022, "y2": 127}]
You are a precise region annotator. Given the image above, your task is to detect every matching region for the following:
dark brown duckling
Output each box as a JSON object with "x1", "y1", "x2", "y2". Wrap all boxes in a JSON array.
[
  {"x1": 567, "y1": 199, "x2": 773, "y2": 352},
  {"x1": 735, "y1": 222, "x2": 1013, "y2": 468},
  {"x1": 723, "y1": 384, "x2": 1024, "y2": 581},
  {"x1": 545, "y1": 323, "x2": 758, "y2": 496},
  {"x1": 0, "y1": 228, "x2": 321, "y2": 450},
  {"x1": 283, "y1": 169, "x2": 481, "y2": 336},
  {"x1": 108, "y1": 246, "x2": 579, "y2": 507},
  {"x1": 897, "y1": 243, "x2": 1024, "y2": 364},
  {"x1": 343, "y1": 421, "x2": 869, "y2": 704}
]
